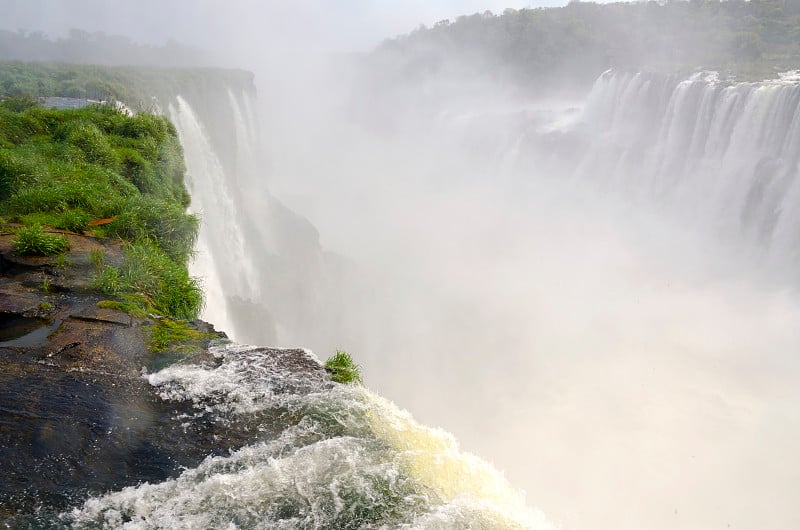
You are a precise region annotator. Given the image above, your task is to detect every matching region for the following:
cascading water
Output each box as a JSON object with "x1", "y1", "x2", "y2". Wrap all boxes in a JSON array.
[
  {"x1": 168, "y1": 95, "x2": 256, "y2": 337},
  {"x1": 63, "y1": 343, "x2": 553, "y2": 529},
  {"x1": 169, "y1": 88, "x2": 344, "y2": 350},
  {"x1": 571, "y1": 69, "x2": 800, "y2": 277}
]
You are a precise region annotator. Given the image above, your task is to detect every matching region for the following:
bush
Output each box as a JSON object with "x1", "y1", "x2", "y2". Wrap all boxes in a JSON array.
[
  {"x1": 0, "y1": 109, "x2": 46, "y2": 145},
  {"x1": 7, "y1": 185, "x2": 64, "y2": 213},
  {"x1": 324, "y1": 350, "x2": 363, "y2": 385},
  {"x1": 116, "y1": 147, "x2": 156, "y2": 194},
  {"x1": 13, "y1": 225, "x2": 69, "y2": 256},
  {"x1": 118, "y1": 114, "x2": 169, "y2": 142},
  {"x1": 0, "y1": 149, "x2": 46, "y2": 198}
]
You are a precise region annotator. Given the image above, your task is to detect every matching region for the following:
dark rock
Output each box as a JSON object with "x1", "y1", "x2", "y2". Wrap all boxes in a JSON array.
[{"x1": 0, "y1": 231, "x2": 324, "y2": 521}]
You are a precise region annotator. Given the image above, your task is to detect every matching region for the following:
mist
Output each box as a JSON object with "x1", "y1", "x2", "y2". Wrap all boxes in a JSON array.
[
  {"x1": 261, "y1": 62, "x2": 800, "y2": 530},
  {"x1": 5, "y1": 2, "x2": 800, "y2": 529}
]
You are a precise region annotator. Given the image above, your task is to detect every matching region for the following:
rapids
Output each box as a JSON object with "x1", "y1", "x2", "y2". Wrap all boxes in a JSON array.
[{"x1": 63, "y1": 343, "x2": 553, "y2": 530}]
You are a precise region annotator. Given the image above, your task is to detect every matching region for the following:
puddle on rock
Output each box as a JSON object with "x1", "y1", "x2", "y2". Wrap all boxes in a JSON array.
[{"x1": 0, "y1": 315, "x2": 62, "y2": 347}]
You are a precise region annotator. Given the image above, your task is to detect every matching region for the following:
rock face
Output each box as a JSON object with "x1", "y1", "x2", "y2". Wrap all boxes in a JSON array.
[{"x1": 0, "y1": 228, "x2": 328, "y2": 523}]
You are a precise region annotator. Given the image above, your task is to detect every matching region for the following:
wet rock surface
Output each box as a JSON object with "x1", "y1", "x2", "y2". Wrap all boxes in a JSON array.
[{"x1": 0, "y1": 229, "x2": 329, "y2": 523}]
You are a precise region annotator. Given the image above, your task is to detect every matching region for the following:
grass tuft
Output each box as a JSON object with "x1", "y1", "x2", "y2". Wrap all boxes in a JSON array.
[
  {"x1": 89, "y1": 249, "x2": 105, "y2": 268},
  {"x1": 97, "y1": 298, "x2": 148, "y2": 319},
  {"x1": 92, "y1": 241, "x2": 203, "y2": 320},
  {"x1": 147, "y1": 318, "x2": 213, "y2": 353},
  {"x1": 12, "y1": 224, "x2": 68, "y2": 256},
  {"x1": 324, "y1": 350, "x2": 363, "y2": 385}
]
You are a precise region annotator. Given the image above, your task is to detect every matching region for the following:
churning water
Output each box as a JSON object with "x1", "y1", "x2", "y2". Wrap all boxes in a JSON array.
[{"x1": 63, "y1": 343, "x2": 552, "y2": 529}]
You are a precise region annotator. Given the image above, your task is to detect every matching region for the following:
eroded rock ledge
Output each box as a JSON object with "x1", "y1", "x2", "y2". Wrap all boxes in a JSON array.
[{"x1": 0, "y1": 230, "x2": 328, "y2": 522}]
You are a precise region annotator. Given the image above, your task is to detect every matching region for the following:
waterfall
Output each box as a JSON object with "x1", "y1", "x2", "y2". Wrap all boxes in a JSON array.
[
  {"x1": 572, "y1": 70, "x2": 800, "y2": 276},
  {"x1": 168, "y1": 95, "x2": 259, "y2": 339},
  {"x1": 167, "y1": 87, "x2": 344, "y2": 350},
  {"x1": 248, "y1": 67, "x2": 800, "y2": 530}
]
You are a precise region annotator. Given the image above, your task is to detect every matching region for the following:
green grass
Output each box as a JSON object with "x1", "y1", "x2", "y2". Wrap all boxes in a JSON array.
[
  {"x1": 53, "y1": 253, "x2": 72, "y2": 268},
  {"x1": 93, "y1": 241, "x2": 203, "y2": 320},
  {"x1": 88, "y1": 249, "x2": 105, "y2": 268},
  {"x1": 40, "y1": 273, "x2": 52, "y2": 293},
  {"x1": 147, "y1": 318, "x2": 214, "y2": 353},
  {"x1": 97, "y1": 298, "x2": 148, "y2": 319},
  {"x1": 324, "y1": 350, "x2": 363, "y2": 385},
  {"x1": 0, "y1": 62, "x2": 254, "y2": 116},
  {"x1": 0, "y1": 97, "x2": 203, "y2": 319},
  {"x1": 12, "y1": 224, "x2": 68, "y2": 256}
]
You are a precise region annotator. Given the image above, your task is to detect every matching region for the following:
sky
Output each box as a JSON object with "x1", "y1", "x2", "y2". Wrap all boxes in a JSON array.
[{"x1": 2, "y1": 0, "x2": 565, "y2": 53}]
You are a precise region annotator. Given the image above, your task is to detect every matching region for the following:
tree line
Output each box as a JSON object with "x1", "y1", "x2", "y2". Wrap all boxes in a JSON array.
[{"x1": 375, "y1": 0, "x2": 800, "y2": 87}]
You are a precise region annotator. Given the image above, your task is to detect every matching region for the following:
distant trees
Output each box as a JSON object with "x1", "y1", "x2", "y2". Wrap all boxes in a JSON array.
[
  {"x1": 0, "y1": 29, "x2": 209, "y2": 67},
  {"x1": 376, "y1": 0, "x2": 800, "y2": 86}
]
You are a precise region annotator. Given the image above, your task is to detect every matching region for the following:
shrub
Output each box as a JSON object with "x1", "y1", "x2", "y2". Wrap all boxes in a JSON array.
[
  {"x1": 116, "y1": 146, "x2": 155, "y2": 194},
  {"x1": 324, "y1": 350, "x2": 363, "y2": 385},
  {"x1": 13, "y1": 224, "x2": 69, "y2": 256},
  {"x1": 7, "y1": 186, "x2": 64, "y2": 213},
  {"x1": 118, "y1": 114, "x2": 169, "y2": 142},
  {"x1": 0, "y1": 109, "x2": 46, "y2": 145}
]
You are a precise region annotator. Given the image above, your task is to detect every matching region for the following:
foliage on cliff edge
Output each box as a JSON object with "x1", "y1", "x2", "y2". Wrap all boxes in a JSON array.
[{"x1": 0, "y1": 96, "x2": 202, "y2": 319}]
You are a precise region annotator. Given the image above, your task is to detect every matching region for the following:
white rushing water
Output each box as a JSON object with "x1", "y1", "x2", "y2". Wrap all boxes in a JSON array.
[
  {"x1": 168, "y1": 95, "x2": 262, "y2": 339},
  {"x1": 572, "y1": 70, "x2": 800, "y2": 278},
  {"x1": 64, "y1": 343, "x2": 554, "y2": 530}
]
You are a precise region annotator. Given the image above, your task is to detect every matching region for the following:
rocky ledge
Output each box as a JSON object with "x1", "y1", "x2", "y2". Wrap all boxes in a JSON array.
[{"x1": 0, "y1": 229, "x2": 329, "y2": 523}]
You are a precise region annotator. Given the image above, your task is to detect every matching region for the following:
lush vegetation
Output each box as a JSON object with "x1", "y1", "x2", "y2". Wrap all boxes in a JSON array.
[
  {"x1": 324, "y1": 350, "x2": 363, "y2": 385},
  {"x1": 0, "y1": 29, "x2": 208, "y2": 68},
  {"x1": 377, "y1": 0, "x2": 800, "y2": 87},
  {"x1": 0, "y1": 62, "x2": 255, "y2": 113},
  {"x1": 0, "y1": 96, "x2": 202, "y2": 319}
]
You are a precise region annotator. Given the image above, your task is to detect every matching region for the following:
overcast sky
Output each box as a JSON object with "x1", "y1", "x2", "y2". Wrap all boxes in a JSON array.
[{"x1": 3, "y1": 0, "x2": 566, "y2": 53}]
